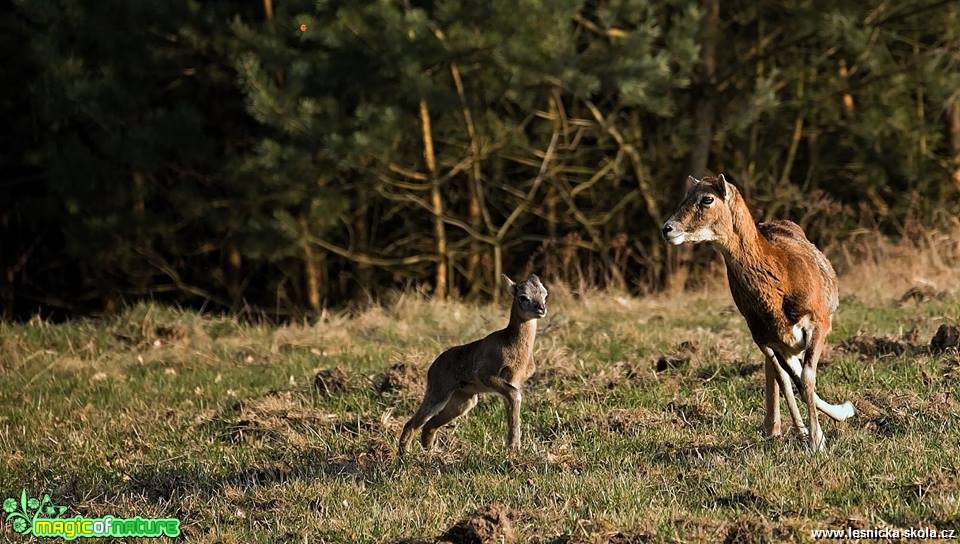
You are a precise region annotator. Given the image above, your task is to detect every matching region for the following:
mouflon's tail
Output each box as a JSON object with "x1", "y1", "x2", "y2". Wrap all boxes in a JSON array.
[{"x1": 816, "y1": 395, "x2": 855, "y2": 422}]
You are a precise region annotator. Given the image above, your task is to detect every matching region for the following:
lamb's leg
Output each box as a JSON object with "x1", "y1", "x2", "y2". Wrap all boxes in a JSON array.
[
  {"x1": 420, "y1": 391, "x2": 479, "y2": 450},
  {"x1": 761, "y1": 349, "x2": 782, "y2": 437},
  {"x1": 802, "y1": 331, "x2": 826, "y2": 451},
  {"x1": 398, "y1": 392, "x2": 450, "y2": 456},
  {"x1": 502, "y1": 389, "x2": 522, "y2": 450},
  {"x1": 483, "y1": 376, "x2": 522, "y2": 450},
  {"x1": 771, "y1": 351, "x2": 809, "y2": 438}
]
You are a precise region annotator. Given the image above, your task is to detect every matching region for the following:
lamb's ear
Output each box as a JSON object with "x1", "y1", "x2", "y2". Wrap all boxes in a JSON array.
[
  {"x1": 716, "y1": 173, "x2": 730, "y2": 201},
  {"x1": 687, "y1": 175, "x2": 702, "y2": 186},
  {"x1": 501, "y1": 274, "x2": 517, "y2": 297}
]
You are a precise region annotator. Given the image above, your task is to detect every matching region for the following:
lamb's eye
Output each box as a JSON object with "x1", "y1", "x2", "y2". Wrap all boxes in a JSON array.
[
  {"x1": 518, "y1": 295, "x2": 530, "y2": 302},
  {"x1": 701, "y1": 196, "x2": 715, "y2": 206}
]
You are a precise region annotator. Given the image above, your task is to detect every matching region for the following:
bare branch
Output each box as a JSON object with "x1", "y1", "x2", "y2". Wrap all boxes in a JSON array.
[
  {"x1": 307, "y1": 235, "x2": 439, "y2": 266},
  {"x1": 497, "y1": 130, "x2": 560, "y2": 241}
]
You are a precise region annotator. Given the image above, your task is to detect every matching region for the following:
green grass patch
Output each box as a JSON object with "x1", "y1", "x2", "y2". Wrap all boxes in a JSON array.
[{"x1": 1, "y1": 291, "x2": 959, "y2": 542}]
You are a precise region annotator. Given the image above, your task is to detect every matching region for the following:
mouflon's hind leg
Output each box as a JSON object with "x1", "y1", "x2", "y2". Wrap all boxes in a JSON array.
[
  {"x1": 761, "y1": 349, "x2": 782, "y2": 437},
  {"x1": 771, "y1": 351, "x2": 809, "y2": 438},
  {"x1": 420, "y1": 391, "x2": 479, "y2": 451},
  {"x1": 398, "y1": 391, "x2": 451, "y2": 456}
]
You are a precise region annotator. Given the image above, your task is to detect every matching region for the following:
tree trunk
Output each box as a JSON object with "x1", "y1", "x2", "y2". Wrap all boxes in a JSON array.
[
  {"x1": 226, "y1": 243, "x2": 242, "y2": 307},
  {"x1": 450, "y1": 64, "x2": 484, "y2": 296},
  {"x1": 689, "y1": 0, "x2": 718, "y2": 178},
  {"x1": 950, "y1": 100, "x2": 960, "y2": 191},
  {"x1": 299, "y1": 216, "x2": 322, "y2": 312},
  {"x1": 669, "y1": 0, "x2": 718, "y2": 293},
  {"x1": 493, "y1": 243, "x2": 503, "y2": 304},
  {"x1": 420, "y1": 99, "x2": 447, "y2": 298},
  {"x1": 354, "y1": 206, "x2": 373, "y2": 298}
]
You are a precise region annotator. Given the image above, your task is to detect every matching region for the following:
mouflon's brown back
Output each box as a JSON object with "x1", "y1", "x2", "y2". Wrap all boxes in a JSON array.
[
  {"x1": 717, "y1": 185, "x2": 838, "y2": 348},
  {"x1": 757, "y1": 220, "x2": 839, "y2": 316}
]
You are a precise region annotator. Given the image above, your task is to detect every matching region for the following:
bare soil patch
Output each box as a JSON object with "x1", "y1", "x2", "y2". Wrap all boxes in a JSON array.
[
  {"x1": 213, "y1": 390, "x2": 377, "y2": 442},
  {"x1": 113, "y1": 321, "x2": 191, "y2": 349},
  {"x1": 857, "y1": 392, "x2": 925, "y2": 436},
  {"x1": 601, "y1": 408, "x2": 664, "y2": 436},
  {"x1": 723, "y1": 516, "x2": 773, "y2": 544},
  {"x1": 664, "y1": 398, "x2": 719, "y2": 428}
]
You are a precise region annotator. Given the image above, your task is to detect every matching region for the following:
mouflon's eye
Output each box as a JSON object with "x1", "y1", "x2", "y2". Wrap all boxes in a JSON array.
[
  {"x1": 518, "y1": 295, "x2": 530, "y2": 302},
  {"x1": 701, "y1": 195, "x2": 715, "y2": 206}
]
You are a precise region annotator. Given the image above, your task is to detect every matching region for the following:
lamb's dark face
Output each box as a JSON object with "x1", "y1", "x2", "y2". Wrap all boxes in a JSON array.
[{"x1": 504, "y1": 274, "x2": 548, "y2": 320}]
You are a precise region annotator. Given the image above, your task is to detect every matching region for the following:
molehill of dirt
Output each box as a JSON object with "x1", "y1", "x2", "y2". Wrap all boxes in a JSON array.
[
  {"x1": 375, "y1": 362, "x2": 426, "y2": 396},
  {"x1": 655, "y1": 340, "x2": 698, "y2": 372},
  {"x1": 314, "y1": 367, "x2": 350, "y2": 396},
  {"x1": 436, "y1": 503, "x2": 516, "y2": 544},
  {"x1": 931, "y1": 324, "x2": 960, "y2": 352},
  {"x1": 838, "y1": 323, "x2": 960, "y2": 359},
  {"x1": 900, "y1": 284, "x2": 948, "y2": 303},
  {"x1": 838, "y1": 333, "x2": 916, "y2": 358}
]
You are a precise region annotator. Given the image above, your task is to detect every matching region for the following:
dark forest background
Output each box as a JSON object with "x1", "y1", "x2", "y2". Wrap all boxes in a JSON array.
[{"x1": 2, "y1": 0, "x2": 959, "y2": 319}]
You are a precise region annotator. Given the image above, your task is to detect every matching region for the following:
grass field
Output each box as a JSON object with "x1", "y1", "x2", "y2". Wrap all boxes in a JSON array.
[{"x1": 1, "y1": 276, "x2": 959, "y2": 542}]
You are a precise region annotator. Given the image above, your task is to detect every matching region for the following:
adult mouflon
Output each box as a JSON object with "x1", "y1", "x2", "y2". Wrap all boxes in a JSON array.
[
  {"x1": 398, "y1": 274, "x2": 547, "y2": 456},
  {"x1": 662, "y1": 174, "x2": 854, "y2": 451}
]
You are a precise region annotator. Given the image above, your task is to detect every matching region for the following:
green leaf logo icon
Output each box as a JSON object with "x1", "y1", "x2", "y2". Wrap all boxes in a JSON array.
[
  {"x1": 37, "y1": 494, "x2": 67, "y2": 519},
  {"x1": 4, "y1": 489, "x2": 68, "y2": 536}
]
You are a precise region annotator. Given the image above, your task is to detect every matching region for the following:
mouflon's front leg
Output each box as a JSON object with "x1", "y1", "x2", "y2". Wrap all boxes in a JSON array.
[
  {"x1": 761, "y1": 352, "x2": 782, "y2": 437},
  {"x1": 483, "y1": 375, "x2": 522, "y2": 450},
  {"x1": 503, "y1": 388, "x2": 521, "y2": 450}
]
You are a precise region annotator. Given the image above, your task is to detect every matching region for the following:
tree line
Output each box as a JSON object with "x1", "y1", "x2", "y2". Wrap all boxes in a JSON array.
[{"x1": 2, "y1": 0, "x2": 959, "y2": 318}]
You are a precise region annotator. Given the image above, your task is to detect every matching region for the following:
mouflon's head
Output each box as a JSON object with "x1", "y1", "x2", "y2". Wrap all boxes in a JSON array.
[
  {"x1": 661, "y1": 173, "x2": 739, "y2": 246},
  {"x1": 502, "y1": 274, "x2": 548, "y2": 320}
]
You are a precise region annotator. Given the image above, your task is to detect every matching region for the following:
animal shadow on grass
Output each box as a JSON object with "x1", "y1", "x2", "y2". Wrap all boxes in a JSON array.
[
  {"x1": 134, "y1": 397, "x2": 397, "y2": 502},
  {"x1": 649, "y1": 440, "x2": 745, "y2": 465},
  {"x1": 711, "y1": 490, "x2": 771, "y2": 512},
  {"x1": 126, "y1": 449, "x2": 381, "y2": 503},
  {"x1": 898, "y1": 472, "x2": 960, "y2": 529},
  {"x1": 695, "y1": 361, "x2": 763, "y2": 382}
]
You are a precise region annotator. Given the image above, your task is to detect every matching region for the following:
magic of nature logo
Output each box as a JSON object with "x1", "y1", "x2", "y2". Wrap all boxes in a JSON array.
[{"x1": 3, "y1": 489, "x2": 180, "y2": 540}]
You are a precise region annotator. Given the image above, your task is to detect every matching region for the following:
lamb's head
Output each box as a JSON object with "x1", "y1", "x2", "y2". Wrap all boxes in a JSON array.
[
  {"x1": 503, "y1": 274, "x2": 548, "y2": 320},
  {"x1": 661, "y1": 173, "x2": 739, "y2": 246}
]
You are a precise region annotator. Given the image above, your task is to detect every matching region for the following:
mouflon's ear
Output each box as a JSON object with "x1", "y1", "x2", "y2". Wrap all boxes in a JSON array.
[
  {"x1": 716, "y1": 173, "x2": 730, "y2": 201},
  {"x1": 501, "y1": 274, "x2": 517, "y2": 296},
  {"x1": 687, "y1": 175, "x2": 702, "y2": 186}
]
